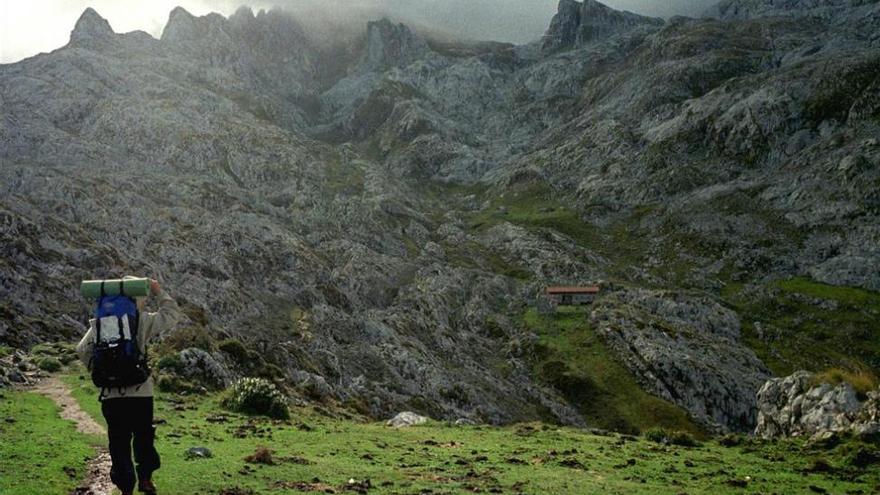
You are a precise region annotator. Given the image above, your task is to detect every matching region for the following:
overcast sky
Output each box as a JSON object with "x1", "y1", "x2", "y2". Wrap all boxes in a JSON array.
[{"x1": 0, "y1": 0, "x2": 719, "y2": 64}]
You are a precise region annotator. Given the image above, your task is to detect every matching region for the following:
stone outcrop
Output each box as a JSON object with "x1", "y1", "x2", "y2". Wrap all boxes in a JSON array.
[
  {"x1": 706, "y1": 0, "x2": 880, "y2": 23},
  {"x1": 542, "y1": 0, "x2": 663, "y2": 52},
  {"x1": 590, "y1": 289, "x2": 770, "y2": 432},
  {"x1": 387, "y1": 411, "x2": 429, "y2": 427},
  {"x1": 755, "y1": 371, "x2": 880, "y2": 439},
  {"x1": 361, "y1": 19, "x2": 429, "y2": 71}
]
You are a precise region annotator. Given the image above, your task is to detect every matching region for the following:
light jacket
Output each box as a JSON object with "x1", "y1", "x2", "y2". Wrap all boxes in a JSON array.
[{"x1": 76, "y1": 289, "x2": 181, "y2": 399}]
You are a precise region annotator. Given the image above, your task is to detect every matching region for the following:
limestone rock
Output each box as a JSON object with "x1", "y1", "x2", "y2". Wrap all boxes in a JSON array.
[
  {"x1": 754, "y1": 371, "x2": 877, "y2": 438},
  {"x1": 387, "y1": 411, "x2": 429, "y2": 428},
  {"x1": 178, "y1": 348, "x2": 233, "y2": 390},
  {"x1": 590, "y1": 289, "x2": 770, "y2": 432},
  {"x1": 542, "y1": 0, "x2": 663, "y2": 52}
]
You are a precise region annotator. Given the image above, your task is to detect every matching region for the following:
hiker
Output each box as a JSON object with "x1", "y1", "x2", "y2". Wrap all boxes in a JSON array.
[{"x1": 76, "y1": 277, "x2": 181, "y2": 495}]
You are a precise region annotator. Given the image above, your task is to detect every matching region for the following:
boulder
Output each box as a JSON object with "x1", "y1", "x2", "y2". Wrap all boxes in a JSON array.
[
  {"x1": 387, "y1": 411, "x2": 429, "y2": 428},
  {"x1": 755, "y1": 371, "x2": 878, "y2": 439},
  {"x1": 178, "y1": 348, "x2": 232, "y2": 390}
]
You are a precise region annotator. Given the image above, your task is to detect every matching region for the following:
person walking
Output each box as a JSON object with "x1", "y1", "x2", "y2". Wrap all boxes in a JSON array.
[{"x1": 76, "y1": 277, "x2": 181, "y2": 495}]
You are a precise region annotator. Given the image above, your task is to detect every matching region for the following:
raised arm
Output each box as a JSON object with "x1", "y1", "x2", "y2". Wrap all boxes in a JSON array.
[
  {"x1": 76, "y1": 324, "x2": 96, "y2": 368},
  {"x1": 141, "y1": 279, "x2": 181, "y2": 342}
]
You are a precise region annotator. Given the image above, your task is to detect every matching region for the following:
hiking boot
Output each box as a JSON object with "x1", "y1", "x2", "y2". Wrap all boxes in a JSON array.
[{"x1": 138, "y1": 479, "x2": 157, "y2": 494}]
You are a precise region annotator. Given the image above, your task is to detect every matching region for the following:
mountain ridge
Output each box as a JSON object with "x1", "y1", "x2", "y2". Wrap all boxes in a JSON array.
[{"x1": 1, "y1": 0, "x2": 878, "y2": 433}]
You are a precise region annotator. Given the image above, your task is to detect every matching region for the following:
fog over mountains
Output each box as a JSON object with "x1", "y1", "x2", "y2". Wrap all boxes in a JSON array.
[
  {"x1": 1, "y1": 0, "x2": 721, "y2": 63},
  {"x1": 1, "y1": 0, "x2": 878, "y2": 432}
]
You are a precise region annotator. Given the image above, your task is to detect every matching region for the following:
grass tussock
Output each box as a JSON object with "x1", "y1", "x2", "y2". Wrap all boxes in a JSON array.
[{"x1": 811, "y1": 368, "x2": 879, "y2": 397}]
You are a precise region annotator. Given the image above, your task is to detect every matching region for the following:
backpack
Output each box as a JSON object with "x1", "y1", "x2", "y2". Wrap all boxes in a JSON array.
[{"x1": 89, "y1": 294, "x2": 150, "y2": 394}]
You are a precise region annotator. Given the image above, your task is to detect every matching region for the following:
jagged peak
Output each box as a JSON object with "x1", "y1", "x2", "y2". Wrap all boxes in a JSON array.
[
  {"x1": 233, "y1": 6, "x2": 256, "y2": 20},
  {"x1": 542, "y1": 0, "x2": 663, "y2": 53},
  {"x1": 362, "y1": 18, "x2": 429, "y2": 70},
  {"x1": 161, "y1": 6, "x2": 229, "y2": 45},
  {"x1": 69, "y1": 7, "x2": 114, "y2": 44},
  {"x1": 169, "y1": 6, "x2": 196, "y2": 20}
]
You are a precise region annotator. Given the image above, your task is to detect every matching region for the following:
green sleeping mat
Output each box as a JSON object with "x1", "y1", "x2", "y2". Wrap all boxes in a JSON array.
[{"x1": 80, "y1": 278, "x2": 150, "y2": 298}]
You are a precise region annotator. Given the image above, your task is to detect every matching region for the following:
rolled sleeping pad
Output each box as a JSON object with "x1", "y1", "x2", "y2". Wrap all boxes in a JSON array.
[{"x1": 80, "y1": 278, "x2": 150, "y2": 298}]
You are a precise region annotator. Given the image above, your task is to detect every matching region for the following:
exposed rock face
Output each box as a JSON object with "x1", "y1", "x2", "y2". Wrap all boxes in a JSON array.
[
  {"x1": 178, "y1": 348, "x2": 233, "y2": 389},
  {"x1": 755, "y1": 371, "x2": 880, "y2": 438},
  {"x1": 361, "y1": 19, "x2": 429, "y2": 71},
  {"x1": 387, "y1": 411, "x2": 429, "y2": 427},
  {"x1": 542, "y1": 0, "x2": 663, "y2": 52},
  {"x1": 707, "y1": 0, "x2": 880, "y2": 23},
  {"x1": 590, "y1": 289, "x2": 770, "y2": 432}
]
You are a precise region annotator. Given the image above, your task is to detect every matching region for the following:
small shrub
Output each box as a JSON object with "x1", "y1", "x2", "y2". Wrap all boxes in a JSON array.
[
  {"x1": 804, "y1": 457, "x2": 834, "y2": 473},
  {"x1": 847, "y1": 446, "x2": 880, "y2": 468},
  {"x1": 244, "y1": 447, "x2": 275, "y2": 465},
  {"x1": 58, "y1": 353, "x2": 78, "y2": 365},
  {"x1": 30, "y1": 344, "x2": 57, "y2": 356},
  {"x1": 218, "y1": 339, "x2": 249, "y2": 364},
  {"x1": 811, "y1": 368, "x2": 879, "y2": 398},
  {"x1": 162, "y1": 326, "x2": 214, "y2": 353},
  {"x1": 36, "y1": 357, "x2": 62, "y2": 372},
  {"x1": 670, "y1": 431, "x2": 700, "y2": 447},
  {"x1": 155, "y1": 354, "x2": 183, "y2": 372},
  {"x1": 644, "y1": 427, "x2": 669, "y2": 444},
  {"x1": 222, "y1": 377, "x2": 290, "y2": 420},
  {"x1": 256, "y1": 363, "x2": 285, "y2": 380},
  {"x1": 0, "y1": 345, "x2": 11, "y2": 358},
  {"x1": 719, "y1": 433, "x2": 744, "y2": 447},
  {"x1": 156, "y1": 373, "x2": 200, "y2": 394},
  {"x1": 644, "y1": 427, "x2": 700, "y2": 447}
]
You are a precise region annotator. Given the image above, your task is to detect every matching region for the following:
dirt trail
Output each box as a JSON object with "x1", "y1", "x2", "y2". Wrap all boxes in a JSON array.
[{"x1": 33, "y1": 377, "x2": 115, "y2": 495}]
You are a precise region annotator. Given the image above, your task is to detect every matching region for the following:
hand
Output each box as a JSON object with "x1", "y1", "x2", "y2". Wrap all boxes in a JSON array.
[{"x1": 150, "y1": 279, "x2": 161, "y2": 296}]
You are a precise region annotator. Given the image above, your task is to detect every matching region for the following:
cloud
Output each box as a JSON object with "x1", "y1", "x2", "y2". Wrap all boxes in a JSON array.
[{"x1": 1, "y1": 0, "x2": 721, "y2": 64}]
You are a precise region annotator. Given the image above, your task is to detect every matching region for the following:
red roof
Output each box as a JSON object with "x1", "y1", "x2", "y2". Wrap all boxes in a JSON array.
[{"x1": 545, "y1": 286, "x2": 600, "y2": 295}]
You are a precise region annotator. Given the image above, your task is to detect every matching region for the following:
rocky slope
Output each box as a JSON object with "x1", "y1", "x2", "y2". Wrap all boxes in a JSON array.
[
  {"x1": 755, "y1": 370, "x2": 880, "y2": 439},
  {"x1": 1, "y1": 0, "x2": 878, "y2": 432}
]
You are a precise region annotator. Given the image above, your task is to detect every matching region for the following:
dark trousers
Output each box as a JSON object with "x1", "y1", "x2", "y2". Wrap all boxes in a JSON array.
[{"x1": 101, "y1": 397, "x2": 161, "y2": 492}]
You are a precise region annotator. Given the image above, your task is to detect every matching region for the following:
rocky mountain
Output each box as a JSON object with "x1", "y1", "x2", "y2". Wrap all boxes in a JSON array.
[{"x1": 1, "y1": 0, "x2": 878, "y2": 432}]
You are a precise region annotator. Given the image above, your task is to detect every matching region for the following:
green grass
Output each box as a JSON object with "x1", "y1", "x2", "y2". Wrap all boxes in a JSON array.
[
  {"x1": 18, "y1": 370, "x2": 879, "y2": 495},
  {"x1": 0, "y1": 389, "x2": 100, "y2": 495},
  {"x1": 523, "y1": 307, "x2": 703, "y2": 437},
  {"x1": 722, "y1": 277, "x2": 880, "y2": 376}
]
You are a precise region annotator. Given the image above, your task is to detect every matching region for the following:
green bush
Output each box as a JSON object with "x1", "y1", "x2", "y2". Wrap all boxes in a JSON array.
[
  {"x1": 222, "y1": 377, "x2": 290, "y2": 420},
  {"x1": 218, "y1": 339, "x2": 249, "y2": 364},
  {"x1": 57, "y1": 353, "x2": 78, "y2": 365},
  {"x1": 155, "y1": 354, "x2": 183, "y2": 372},
  {"x1": 162, "y1": 326, "x2": 214, "y2": 352},
  {"x1": 644, "y1": 427, "x2": 669, "y2": 444},
  {"x1": 30, "y1": 344, "x2": 57, "y2": 356},
  {"x1": 155, "y1": 373, "x2": 201, "y2": 394},
  {"x1": 644, "y1": 427, "x2": 700, "y2": 447},
  {"x1": 718, "y1": 433, "x2": 744, "y2": 447},
  {"x1": 36, "y1": 357, "x2": 62, "y2": 373},
  {"x1": 671, "y1": 431, "x2": 700, "y2": 447}
]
